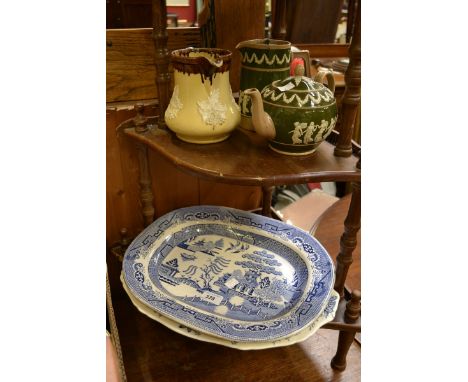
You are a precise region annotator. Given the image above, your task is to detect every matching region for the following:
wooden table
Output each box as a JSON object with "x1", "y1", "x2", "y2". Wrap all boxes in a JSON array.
[
  {"x1": 125, "y1": 127, "x2": 359, "y2": 186},
  {"x1": 123, "y1": 125, "x2": 360, "y2": 223}
]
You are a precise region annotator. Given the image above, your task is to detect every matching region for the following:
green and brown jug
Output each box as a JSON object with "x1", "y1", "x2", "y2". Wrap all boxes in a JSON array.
[{"x1": 236, "y1": 39, "x2": 292, "y2": 131}]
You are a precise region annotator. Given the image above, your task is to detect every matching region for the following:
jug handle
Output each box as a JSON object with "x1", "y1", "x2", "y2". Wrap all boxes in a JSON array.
[
  {"x1": 313, "y1": 70, "x2": 336, "y2": 95},
  {"x1": 291, "y1": 50, "x2": 336, "y2": 94},
  {"x1": 291, "y1": 50, "x2": 311, "y2": 77}
]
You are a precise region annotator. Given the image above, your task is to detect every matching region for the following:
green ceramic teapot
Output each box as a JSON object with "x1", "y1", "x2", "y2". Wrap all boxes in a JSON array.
[{"x1": 244, "y1": 65, "x2": 338, "y2": 155}]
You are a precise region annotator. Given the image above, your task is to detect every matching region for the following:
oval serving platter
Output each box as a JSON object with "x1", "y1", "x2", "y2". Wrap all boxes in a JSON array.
[
  {"x1": 122, "y1": 205, "x2": 334, "y2": 342},
  {"x1": 121, "y1": 273, "x2": 340, "y2": 350}
]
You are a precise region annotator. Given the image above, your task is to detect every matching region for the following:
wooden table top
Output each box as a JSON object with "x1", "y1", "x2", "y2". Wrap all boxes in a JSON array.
[{"x1": 125, "y1": 127, "x2": 360, "y2": 186}]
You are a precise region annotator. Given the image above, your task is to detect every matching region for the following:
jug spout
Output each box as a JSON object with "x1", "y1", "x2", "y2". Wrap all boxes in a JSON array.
[
  {"x1": 200, "y1": 54, "x2": 223, "y2": 68},
  {"x1": 243, "y1": 88, "x2": 276, "y2": 140}
]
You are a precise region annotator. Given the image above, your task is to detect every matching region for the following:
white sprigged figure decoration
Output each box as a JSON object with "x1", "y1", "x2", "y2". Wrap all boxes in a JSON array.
[{"x1": 197, "y1": 88, "x2": 227, "y2": 128}]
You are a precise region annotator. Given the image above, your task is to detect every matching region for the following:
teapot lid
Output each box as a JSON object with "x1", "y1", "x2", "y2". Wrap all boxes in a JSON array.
[{"x1": 261, "y1": 65, "x2": 336, "y2": 109}]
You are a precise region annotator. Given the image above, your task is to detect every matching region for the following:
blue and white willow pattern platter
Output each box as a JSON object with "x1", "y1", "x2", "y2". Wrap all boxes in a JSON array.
[
  {"x1": 122, "y1": 205, "x2": 335, "y2": 342},
  {"x1": 121, "y1": 273, "x2": 339, "y2": 350}
]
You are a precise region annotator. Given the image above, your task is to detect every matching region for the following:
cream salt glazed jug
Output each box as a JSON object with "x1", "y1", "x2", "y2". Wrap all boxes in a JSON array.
[{"x1": 164, "y1": 48, "x2": 240, "y2": 144}]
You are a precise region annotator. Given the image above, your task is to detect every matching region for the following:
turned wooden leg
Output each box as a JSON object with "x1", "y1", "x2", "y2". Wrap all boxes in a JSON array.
[
  {"x1": 130, "y1": 104, "x2": 156, "y2": 227},
  {"x1": 119, "y1": 227, "x2": 130, "y2": 248},
  {"x1": 134, "y1": 104, "x2": 148, "y2": 133},
  {"x1": 136, "y1": 143, "x2": 155, "y2": 227},
  {"x1": 152, "y1": 0, "x2": 171, "y2": 130},
  {"x1": 334, "y1": 0, "x2": 361, "y2": 157},
  {"x1": 344, "y1": 290, "x2": 361, "y2": 323},
  {"x1": 261, "y1": 186, "x2": 274, "y2": 217},
  {"x1": 331, "y1": 330, "x2": 356, "y2": 371},
  {"x1": 110, "y1": 228, "x2": 131, "y2": 262},
  {"x1": 331, "y1": 290, "x2": 361, "y2": 371},
  {"x1": 334, "y1": 181, "x2": 361, "y2": 297}
]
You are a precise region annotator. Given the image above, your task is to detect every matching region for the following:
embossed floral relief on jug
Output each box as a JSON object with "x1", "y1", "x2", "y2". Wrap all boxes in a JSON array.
[
  {"x1": 236, "y1": 39, "x2": 292, "y2": 131},
  {"x1": 164, "y1": 48, "x2": 240, "y2": 144}
]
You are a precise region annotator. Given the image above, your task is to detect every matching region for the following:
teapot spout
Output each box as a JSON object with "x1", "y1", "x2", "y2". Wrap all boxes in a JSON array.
[{"x1": 243, "y1": 88, "x2": 276, "y2": 140}]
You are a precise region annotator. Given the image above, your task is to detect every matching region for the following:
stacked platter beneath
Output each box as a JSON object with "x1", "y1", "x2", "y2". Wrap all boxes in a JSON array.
[{"x1": 121, "y1": 205, "x2": 338, "y2": 350}]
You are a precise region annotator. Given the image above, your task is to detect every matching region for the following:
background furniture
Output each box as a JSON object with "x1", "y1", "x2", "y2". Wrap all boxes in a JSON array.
[
  {"x1": 107, "y1": 0, "x2": 361, "y2": 378},
  {"x1": 285, "y1": 0, "x2": 344, "y2": 43},
  {"x1": 271, "y1": 0, "x2": 350, "y2": 43},
  {"x1": 107, "y1": 0, "x2": 196, "y2": 28},
  {"x1": 197, "y1": 0, "x2": 266, "y2": 91}
]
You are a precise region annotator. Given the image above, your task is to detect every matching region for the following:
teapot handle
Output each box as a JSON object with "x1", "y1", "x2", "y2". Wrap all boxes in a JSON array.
[{"x1": 313, "y1": 70, "x2": 336, "y2": 95}]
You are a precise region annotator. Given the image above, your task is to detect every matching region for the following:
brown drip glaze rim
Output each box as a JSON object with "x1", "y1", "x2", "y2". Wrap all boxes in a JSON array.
[{"x1": 171, "y1": 48, "x2": 232, "y2": 75}]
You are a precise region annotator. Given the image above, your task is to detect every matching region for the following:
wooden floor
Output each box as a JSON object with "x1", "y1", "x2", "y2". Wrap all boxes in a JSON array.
[{"x1": 109, "y1": 194, "x2": 361, "y2": 382}]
